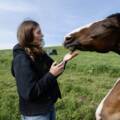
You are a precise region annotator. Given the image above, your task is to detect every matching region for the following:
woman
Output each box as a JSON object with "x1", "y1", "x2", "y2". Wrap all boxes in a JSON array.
[{"x1": 11, "y1": 20, "x2": 78, "y2": 120}]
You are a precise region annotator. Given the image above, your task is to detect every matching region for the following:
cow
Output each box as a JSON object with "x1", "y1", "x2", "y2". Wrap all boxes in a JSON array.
[{"x1": 47, "y1": 49, "x2": 58, "y2": 55}]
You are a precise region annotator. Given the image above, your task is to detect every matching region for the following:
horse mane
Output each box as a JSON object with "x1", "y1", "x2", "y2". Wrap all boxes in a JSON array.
[{"x1": 107, "y1": 13, "x2": 120, "y2": 22}]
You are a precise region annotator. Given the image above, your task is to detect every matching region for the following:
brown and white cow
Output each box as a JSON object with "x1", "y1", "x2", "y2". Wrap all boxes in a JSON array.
[{"x1": 63, "y1": 13, "x2": 120, "y2": 120}]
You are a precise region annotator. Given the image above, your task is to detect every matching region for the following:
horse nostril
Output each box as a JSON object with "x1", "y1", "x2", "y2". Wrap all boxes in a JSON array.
[{"x1": 65, "y1": 36, "x2": 72, "y2": 41}]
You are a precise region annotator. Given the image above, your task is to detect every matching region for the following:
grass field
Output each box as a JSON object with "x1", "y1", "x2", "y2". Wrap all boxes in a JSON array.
[{"x1": 0, "y1": 46, "x2": 120, "y2": 120}]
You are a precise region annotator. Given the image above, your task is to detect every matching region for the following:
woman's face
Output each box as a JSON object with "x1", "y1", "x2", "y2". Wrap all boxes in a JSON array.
[{"x1": 33, "y1": 26, "x2": 44, "y2": 46}]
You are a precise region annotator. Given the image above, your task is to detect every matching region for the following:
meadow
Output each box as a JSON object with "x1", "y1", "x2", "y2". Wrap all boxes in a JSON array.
[{"x1": 0, "y1": 46, "x2": 120, "y2": 120}]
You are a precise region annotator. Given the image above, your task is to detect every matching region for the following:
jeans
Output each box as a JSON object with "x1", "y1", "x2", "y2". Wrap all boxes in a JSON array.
[{"x1": 21, "y1": 109, "x2": 56, "y2": 120}]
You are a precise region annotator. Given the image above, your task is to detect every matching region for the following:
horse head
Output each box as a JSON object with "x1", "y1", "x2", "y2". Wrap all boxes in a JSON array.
[{"x1": 64, "y1": 13, "x2": 120, "y2": 54}]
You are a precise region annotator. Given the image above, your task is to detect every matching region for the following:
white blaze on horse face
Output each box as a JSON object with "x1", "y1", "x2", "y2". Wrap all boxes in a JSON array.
[
  {"x1": 64, "y1": 22, "x2": 93, "y2": 39},
  {"x1": 64, "y1": 20, "x2": 103, "y2": 40}
]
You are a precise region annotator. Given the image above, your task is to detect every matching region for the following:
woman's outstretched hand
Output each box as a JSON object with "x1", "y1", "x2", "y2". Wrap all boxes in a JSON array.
[
  {"x1": 63, "y1": 51, "x2": 79, "y2": 62},
  {"x1": 49, "y1": 51, "x2": 79, "y2": 77}
]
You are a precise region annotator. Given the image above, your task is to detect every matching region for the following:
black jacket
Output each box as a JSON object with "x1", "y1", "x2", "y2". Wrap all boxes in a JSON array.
[{"x1": 11, "y1": 44, "x2": 61, "y2": 116}]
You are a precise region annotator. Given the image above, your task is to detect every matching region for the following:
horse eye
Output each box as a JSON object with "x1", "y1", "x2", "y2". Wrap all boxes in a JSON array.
[
  {"x1": 91, "y1": 35, "x2": 98, "y2": 39},
  {"x1": 102, "y1": 24, "x2": 111, "y2": 29},
  {"x1": 90, "y1": 32, "x2": 100, "y2": 38},
  {"x1": 66, "y1": 36, "x2": 72, "y2": 40},
  {"x1": 103, "y1": 24, "x2": 118, "y2": 32}
]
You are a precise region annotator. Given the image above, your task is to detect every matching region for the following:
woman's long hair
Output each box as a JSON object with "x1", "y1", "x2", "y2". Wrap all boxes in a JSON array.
[{"x1": 17, "y1": 20, "x2": 44, "y2": 60}]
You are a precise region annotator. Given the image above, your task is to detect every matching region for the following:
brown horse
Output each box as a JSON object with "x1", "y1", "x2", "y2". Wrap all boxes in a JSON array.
[
  {"x1": 64, "y1": 13, "x2": 120, "y2": 54},
  {"x1": 64, "y1": 13, "x2": 120, "y2": 120}
]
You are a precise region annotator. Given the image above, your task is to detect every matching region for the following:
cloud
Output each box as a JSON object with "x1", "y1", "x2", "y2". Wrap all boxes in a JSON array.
[
  {"x1": 0, "y1": 29, "x2": 15, "y2": 38},
  {"x1": 0, "y1": 29, "x2": 17, "y2": 49},
  {"x1": 0, "y1": 1, "x2": 37, "y2": 13}
]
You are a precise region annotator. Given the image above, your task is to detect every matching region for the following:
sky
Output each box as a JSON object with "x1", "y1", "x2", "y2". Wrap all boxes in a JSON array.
[{"x1": 0, "y1": 0, "x2": 120, "y2": 49}]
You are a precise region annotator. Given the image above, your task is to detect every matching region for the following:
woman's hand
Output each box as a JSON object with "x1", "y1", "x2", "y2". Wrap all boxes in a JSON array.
[
  {"x1": 49, "y1": 61, "x2": 65, "y2": 76},
  {"x1": 63, "y1": 51, "x2": 79, "y2": 62},
  {"x1": 49, "y1": 51, "x2": 79, "y2": 76}
]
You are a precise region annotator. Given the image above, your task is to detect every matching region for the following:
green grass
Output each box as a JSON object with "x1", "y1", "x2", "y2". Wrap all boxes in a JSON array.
[{"x1": 0, "y1": 47, "x2": 120, "y2": 120}]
